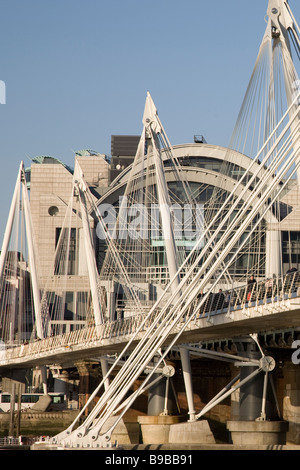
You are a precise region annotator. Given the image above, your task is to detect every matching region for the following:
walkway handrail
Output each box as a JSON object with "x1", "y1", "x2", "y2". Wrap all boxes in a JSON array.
[{"x1": 1, "y1": 271, "x2": 299, "y2": 364}]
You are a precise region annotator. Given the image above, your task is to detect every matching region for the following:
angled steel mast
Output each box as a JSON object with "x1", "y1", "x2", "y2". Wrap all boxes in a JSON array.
[
  {"x1": 266, "y1": 0, "x2": 300, "y2": 181},
  {"x1": 0, "y1": 162, "x2": 44, "y2": 339}
]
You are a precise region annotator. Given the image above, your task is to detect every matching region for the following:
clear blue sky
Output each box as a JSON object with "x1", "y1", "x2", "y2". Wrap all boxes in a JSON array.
[{"x1": 0, "y1": 0, "x2": 299, "y2": 241}]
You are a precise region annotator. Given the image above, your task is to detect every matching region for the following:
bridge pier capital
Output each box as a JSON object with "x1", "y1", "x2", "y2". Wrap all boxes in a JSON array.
[
  {"x1": 74, "y1": 360, "x2": 97, "y2": 377},
  {"x1": 233, "y1": 336, "x2": 278, "y2": 422}
]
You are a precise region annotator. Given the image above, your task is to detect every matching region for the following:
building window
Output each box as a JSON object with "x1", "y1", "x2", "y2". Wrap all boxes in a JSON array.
[
  {"x1": 48, "y1": 206, "x2": 59, "y2": 217},
  {"x1": 64, "y1": 292, "x2": 74, "y2": 320},
  {"x1": 282, "y1": 231, "x2": 300, "y2": 271},
  {"x1": 55, "y1": 228, "x2": 77, "y2": 275}
]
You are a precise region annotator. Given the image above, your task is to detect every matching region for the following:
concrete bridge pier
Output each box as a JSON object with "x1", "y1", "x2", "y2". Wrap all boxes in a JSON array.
[
  {"x1": 139, "y1": 353, "x2": 216, "y2": 445},
  {"x1": 237, "y1": 337, "x2": 267, "y2": 421},
  {"x1": 147, "y1": 356, "x2": 176, "y2": 416},
  {"x1": 138, "y1": 356, "x2": 181, "y2": 444},
  {"x1": 50, "y1": 366, "x2": 70, "y2": 395},
  {"x1": 282, "y1": 363, "x2": 300, "y2": 444},
  {"x1": 227, "y1": 337, "x2": 288, "y2": 445}
]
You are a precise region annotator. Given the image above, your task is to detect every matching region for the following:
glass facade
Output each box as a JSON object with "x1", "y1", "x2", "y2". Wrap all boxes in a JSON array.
[
  {"x1": 282, "y1": 231, "x2": 300, "y2": 273},
  {"x1": 55, "y1": 227, "x2": 77, "y2": 275},
  {"x1": 97, "y1": 151, "x2": 268, "y2": 288}
]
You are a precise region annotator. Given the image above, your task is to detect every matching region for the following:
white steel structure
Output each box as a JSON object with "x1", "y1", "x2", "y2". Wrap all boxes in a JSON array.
[{"x1": 0, "y1": 0, "x2": 300, "y2": 448}]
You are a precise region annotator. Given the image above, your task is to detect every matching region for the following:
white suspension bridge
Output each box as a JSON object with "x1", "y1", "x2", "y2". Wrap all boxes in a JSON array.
[
  {"x1": 0, "y1": 0, "x2": 300, "y2": 448},
  {"x1": 1, "y1": 271, "x2": 300, "y2": 369}
]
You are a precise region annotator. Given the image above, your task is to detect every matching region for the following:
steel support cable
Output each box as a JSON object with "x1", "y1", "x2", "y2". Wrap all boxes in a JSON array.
[
  {"x1": 57, "y1": 195, "x2": 74, "y2": 333},
  {"x1": 281, "y1": 43, "x2": 299, "y2": 91},
  {"x1": 158, "y1": 94, "x2": 300, "y2": 298},
  {"x1": 186, "y1": 102, "x2": 300, "y2": 266},
  {"x1": 84, "y1": 169, "x2": 147, "y2": 313},
  {"x1": 162, "y1": 105, "x2": 299, "y2": 305},
  {"x1": 97, "y1": 138, "x2": 167, "y2": 308},
  {"x1": 80, "y1": 372, "x2": 167, "y2": 438},
  {"x1": 110, "y1": 375, "x2": 165, "y2": 417},
  {"x1": 173, "y1": 151, "x2": 300, "y2": 330},
  {"x1": 58, "y1": 164, "x2": 278, "y2": 414},
  {"x1": 79, "y1": 158, "x2": 148, "y2": 315},
  {"x1": 98, "y1": 139, "x2": 148, "y2": 263},
  {"x1": 193, "y1": 101, "x2": 299, "y2": 281},
  {"x1": 77, "y1": 309, "x2": 178, "y2": 434},
  {"x1": 243, "y1": 45, "x2": 269, "y2": 157},
  {"x1": 273, "y1": 44, "x2": 284, "y2": 136},
  {"x1": 230, "y1": 31, "x2": 271, "y2": 156},
  {"x1": 62, "y1": 154, "x2": 298, "y2": 444},
  {"x1": 199, "y1": 373, "x2": 241, "y2": 412},
  {"x1": 148, "y1": 127, "x2": 180, "y2": 286},
  {"x1": 0, "y1": 194, "x2": 20, "y2": 343},
  {"x1": 91, "y1": 274, "x2": 271, "y2": 439},
  {"x1": 56, "y1": 100, "x2": 300, "y2": 443},
  {"x1": 54, "y1": 95, "x2": 300, "y2": 444},
  {"x1": 228, "y1": 17, "x2": 293, "y2": 167},
  {"x1": 201, "y1": 131, "x2": 298, "y2": 261},
  {"x1": 196, "y1": 367, "x2": 263, "y2": 420},
  {"x1": 252, "y1": 49, "x2": 269, "y2": 158},
  {"x1": 285, "y1": 1, "x2": 300, "y2": 49},
  {"x1": 135, "y1": 73, "x2": 264, "y2": 290},
  {"x1": 101, "y1": 127, "x2": 187, "y2": 291},
  {"x1": 82, "y1": 126, "x2": 300, "y2": 440},
  {"x1": 60, "y1": 302, "x2": 177, "y2": 437},
  {"x1": 39, "y1": 192, "x2": 75, "y2": 336},
  {"x1": 260, "y1": 38, "x2": 273, "y2": 156},
  {"x1": 0, "y1": 165, "x2": 21, "y2": 289},
  {"x1": 163, "y1": 156, "x2": 233, "y2": 286},
  {"x1": 107, "y1": 97, "x2": 231, "y2": 290}
]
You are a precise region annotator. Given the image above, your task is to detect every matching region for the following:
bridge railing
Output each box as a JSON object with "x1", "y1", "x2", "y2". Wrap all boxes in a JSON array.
[
  {"x1": 1, "y1": 271, "x2": 300, "y2": 363},
  {"x1": 1, "y1": 306, "x2": 162, "y2": 363},
  {"x1": 195, "y1": 270, "x2": 300, "y2": 319},
  {"x1": 0, "y1": 437, "x2": 23, "y2": 447}
]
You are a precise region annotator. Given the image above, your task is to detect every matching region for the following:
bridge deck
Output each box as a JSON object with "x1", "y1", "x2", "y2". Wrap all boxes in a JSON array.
[{"x1": 1, "y1": 285, "x2": 300, "y2": 370}]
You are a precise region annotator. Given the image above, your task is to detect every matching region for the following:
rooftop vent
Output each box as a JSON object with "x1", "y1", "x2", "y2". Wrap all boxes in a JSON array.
[{"x1": 194, "y1": 135, "x2": 207, "y2": 144}]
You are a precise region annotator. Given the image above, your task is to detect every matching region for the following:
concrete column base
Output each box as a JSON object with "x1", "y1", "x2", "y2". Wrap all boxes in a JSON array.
[
  {"x1": 227, "y1": 421, "x2": 289, "y2": 446},
  {"x1": 137, "y1": 416, "x2": 184, "y2": 444},
  {"x1": 168, "y1": 420, "x2": 216, "y2": 444}
]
